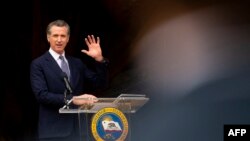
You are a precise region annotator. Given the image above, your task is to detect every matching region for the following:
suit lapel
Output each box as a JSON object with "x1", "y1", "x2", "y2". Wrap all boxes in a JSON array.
[{"x1": 44, "y1": 52, "x2": 63, "y2": 79}]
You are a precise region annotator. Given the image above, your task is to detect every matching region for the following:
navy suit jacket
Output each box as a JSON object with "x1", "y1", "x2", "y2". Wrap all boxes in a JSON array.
[{"x1": 30, "y1": 51, "x2": 108, "y2": 139}]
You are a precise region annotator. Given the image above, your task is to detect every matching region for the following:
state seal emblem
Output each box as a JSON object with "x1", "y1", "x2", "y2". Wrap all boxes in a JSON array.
[{"x1": 91, "y1": 107, "x2": 129, "y2": 141}]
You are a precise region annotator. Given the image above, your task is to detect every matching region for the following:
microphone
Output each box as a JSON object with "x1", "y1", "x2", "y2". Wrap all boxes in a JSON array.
[{"x1": 61, "y1": 72, "x2": 73, "y2": 94}]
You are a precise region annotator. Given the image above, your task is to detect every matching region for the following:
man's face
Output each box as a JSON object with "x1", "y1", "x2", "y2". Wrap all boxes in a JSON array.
[{"x1": 47, "y1": 26, "x2": 69, "y2": 54}]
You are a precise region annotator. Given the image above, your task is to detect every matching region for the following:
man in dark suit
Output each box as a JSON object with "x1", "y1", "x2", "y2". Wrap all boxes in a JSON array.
[{"x1": 30, "y1": 19, "x2": 109, "y2": 141}]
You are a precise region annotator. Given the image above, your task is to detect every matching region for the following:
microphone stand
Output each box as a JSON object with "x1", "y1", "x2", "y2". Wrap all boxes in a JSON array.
[
  {"x1": 64, "y1": 89, "x2": 72, "y2": 109},
  {"x1": 61, "y1": 72, "x2": 73, "y2": 109}
]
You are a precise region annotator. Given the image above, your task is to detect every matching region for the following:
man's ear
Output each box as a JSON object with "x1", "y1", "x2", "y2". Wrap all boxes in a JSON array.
[{"x1": 47, "y1": 35, "x2": 50, "y2": 42}]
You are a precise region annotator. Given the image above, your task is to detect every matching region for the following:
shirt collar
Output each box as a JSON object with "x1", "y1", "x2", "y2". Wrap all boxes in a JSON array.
[{"x1": 49, "y1": 48, "x2": 65, "y2": 60}]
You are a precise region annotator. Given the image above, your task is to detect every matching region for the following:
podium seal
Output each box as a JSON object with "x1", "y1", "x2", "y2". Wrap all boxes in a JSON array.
[{"x1": 91, "y1": 107, "x2": 129, "y2": 141}]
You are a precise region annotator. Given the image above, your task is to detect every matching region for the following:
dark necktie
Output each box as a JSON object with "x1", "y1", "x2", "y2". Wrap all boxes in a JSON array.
[{"x1": 59, "y1": 55, "x2": 70, "y2": 79}]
